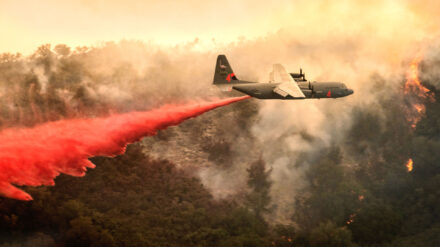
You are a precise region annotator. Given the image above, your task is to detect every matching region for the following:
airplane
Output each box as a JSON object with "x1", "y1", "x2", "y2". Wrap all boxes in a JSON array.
[{"x1": 213, "y1": 55, "x2": 353, "y2": 99}]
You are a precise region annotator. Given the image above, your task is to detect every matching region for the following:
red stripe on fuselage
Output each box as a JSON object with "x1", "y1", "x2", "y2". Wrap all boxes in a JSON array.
[
  {"x1": 327, "y1": 90, "x2": 331, "y2": 97},
  {"x1": 226, "y1": 73, "x2": 235, "y2": 82}
]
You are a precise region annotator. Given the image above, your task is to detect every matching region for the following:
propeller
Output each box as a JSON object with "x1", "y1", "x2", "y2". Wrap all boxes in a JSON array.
[{"x1": 300, "y1": 68, "x2": 306, "y2": 81}]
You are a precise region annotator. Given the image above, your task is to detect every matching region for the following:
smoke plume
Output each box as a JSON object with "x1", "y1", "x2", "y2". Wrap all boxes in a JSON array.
[{"x1": 0, "y1": 96, "x2": 249, "y2": 201}]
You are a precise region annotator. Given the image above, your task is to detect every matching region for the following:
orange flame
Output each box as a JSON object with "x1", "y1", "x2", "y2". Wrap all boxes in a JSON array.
[
  {"x1": 346, "y1": 214, "x2": 356, "y2": 225},
  {"x1": 413, "y1": 104, "x2": 425, "y2": 113},
  {"x1": 404, "y1": 57, "x2": 430, "y2": 97},
  {"x1": 404, "y1": 56, "x2": 435, "y2": 129},
  {"x1": 406, "y1": 158, "x2": 413, "y2": 172}
]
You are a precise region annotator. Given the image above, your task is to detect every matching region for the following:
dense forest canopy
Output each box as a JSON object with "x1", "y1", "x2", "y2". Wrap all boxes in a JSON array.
[{"x1": 0, "y1": 40, "x2": 439, "y2": 246}]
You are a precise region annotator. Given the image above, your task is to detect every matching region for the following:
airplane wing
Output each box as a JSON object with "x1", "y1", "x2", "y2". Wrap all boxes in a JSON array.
[{"x1": 271, "y1": 64, "x2": 306, "y2": 98}]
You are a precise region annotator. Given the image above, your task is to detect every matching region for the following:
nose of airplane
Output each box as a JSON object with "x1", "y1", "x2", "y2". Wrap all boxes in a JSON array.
[{"x1": 347, "y1": 89, "x2": 354, "y2": 95}]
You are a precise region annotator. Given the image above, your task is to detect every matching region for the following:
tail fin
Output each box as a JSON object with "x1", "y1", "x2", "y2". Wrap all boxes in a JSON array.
[{"x1": 213, "y1": 55, "x2": 239, "y2": 84}]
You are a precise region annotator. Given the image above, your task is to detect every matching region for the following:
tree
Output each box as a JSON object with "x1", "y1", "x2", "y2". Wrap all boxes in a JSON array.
[
  {"x1": 54, "y1": 44, "x2": 71, "y2": 57},
  {"x1": 349, "y1": 202, "x2": 402, "y2": 245},
  {"x1": 65, "y1": 217, "x2": 116, "y2": 247},
  {"x1": 247, "y1": 158, "x2": 272, "y2": 219},
  {"x1": 310, "y1": 221, "x2": 355, "y2": 247}
]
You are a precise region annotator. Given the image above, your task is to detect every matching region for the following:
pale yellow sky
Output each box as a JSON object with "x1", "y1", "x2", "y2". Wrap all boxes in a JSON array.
[
  {"x1": 0, "y1": 0, "x2": 294, "y2": 54},
  {"x1": 0, "y1": 0, "x2": 439, "y2": 55}
]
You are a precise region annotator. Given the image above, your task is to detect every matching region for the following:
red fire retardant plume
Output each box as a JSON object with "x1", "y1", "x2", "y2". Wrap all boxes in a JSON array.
[{"x1": 0, "y1": 96, "x2": 250, "y2": 201}]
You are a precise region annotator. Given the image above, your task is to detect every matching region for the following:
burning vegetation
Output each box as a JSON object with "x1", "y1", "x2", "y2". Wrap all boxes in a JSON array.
[
  {"x1": 0, "y1": 42, "x2": 440, "y2": 246},
  {"x1": 404, "y1": 55, "x2": 436, "y2": 129},
  {"x1": 405, "y1": 158, "x2": 414, "y2": 172}
]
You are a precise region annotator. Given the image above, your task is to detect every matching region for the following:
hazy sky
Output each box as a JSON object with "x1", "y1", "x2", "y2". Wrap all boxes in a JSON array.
[
  {"x1": 1, "y1": 0, "x2": 439, "y2": 55},
  {"x1": 0, "y1": 0, "x2": 293, "y2": 54}
]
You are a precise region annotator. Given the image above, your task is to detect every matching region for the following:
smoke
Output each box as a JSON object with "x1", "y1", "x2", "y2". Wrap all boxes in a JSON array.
[
  {"x1": 0, "y1": 41, "x2": 436, "y2": 225},
  {"x1": 1, "y1": 0, "x2": 439, "y2": 226},
  {"x1": 420, "y1": 43, "x2": 440, "y2": 90},
  {"x1": 0, "y1": 96, "x2": 249, "y2": 200}
]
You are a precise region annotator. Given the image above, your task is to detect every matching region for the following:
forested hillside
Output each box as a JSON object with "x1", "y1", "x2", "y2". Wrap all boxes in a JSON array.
[{"x1": 0, "y1": 42, "x2": 439, "y2": 246}]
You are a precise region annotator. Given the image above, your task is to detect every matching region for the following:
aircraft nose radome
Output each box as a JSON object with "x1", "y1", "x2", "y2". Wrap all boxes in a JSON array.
[{"x1": 347, "y1": 89, "x2": 354, "y2": 95}]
